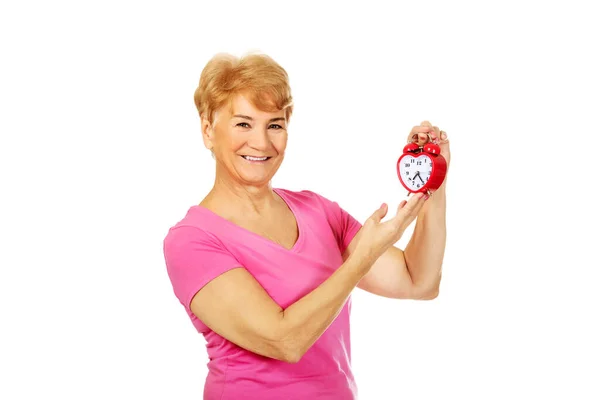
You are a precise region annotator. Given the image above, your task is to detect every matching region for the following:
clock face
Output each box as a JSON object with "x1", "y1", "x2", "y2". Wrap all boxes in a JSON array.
[{"x1": 399, "y1": 154, "x2": 433, "y2": 191}]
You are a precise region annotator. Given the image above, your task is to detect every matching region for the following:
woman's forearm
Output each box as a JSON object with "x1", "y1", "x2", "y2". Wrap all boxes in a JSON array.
[
  {"x1": 277, "y1": 252, "x2": 369, "y2": 362},
  {"x1": 403, "y1": 184, "x2": 447, "y2": 296}
]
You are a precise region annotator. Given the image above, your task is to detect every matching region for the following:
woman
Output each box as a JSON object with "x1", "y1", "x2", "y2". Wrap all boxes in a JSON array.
[{"x1": 162, "y1": 52, "x2": 450, "y2": 400}]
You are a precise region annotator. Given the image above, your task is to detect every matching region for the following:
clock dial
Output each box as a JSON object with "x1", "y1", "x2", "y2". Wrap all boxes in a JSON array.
[{"x1": 399, "y1": 154, "x2": 433, "y2": 191}]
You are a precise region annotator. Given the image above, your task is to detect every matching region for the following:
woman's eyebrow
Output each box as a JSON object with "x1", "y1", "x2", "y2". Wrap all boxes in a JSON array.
[{"x1": 232, "y1": 114, "x2": 285, "y2": 123}]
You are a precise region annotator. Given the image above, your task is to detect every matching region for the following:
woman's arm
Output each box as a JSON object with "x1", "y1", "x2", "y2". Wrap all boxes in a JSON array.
[
  {"x1": 187, "y1": 194, "x2": 427, "y2": 363},
  {"x1": 185, "y1": 194, "x2": 426, "y2": 363},
  {"x1": 190, "y1": 251, "x2": 369, "y2": 363},
  {"x1": 351, "y1": 181, "x2": 446, "y2": 299},
  {"x1": 352, "y1": 121, "x2": 450, "y2": 299},
  {"x1": 403, "y1": 182, "x2": 446, "y2": 293}
]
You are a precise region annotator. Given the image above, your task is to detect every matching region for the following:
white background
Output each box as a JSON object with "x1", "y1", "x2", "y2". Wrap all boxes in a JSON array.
[{"x1": 1, "y1": 0, "x2": 599, "y2": 399}]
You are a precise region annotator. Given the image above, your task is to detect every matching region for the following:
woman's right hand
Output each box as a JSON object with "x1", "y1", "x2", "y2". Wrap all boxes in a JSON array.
[{"x1": 353, "y1": 193, "x2": 429, "y2": 270}]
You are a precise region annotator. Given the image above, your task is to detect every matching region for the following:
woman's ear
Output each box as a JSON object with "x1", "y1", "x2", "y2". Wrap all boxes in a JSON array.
[{"x1": 200, "y1": 115, "x2": 214, "y2": 151}]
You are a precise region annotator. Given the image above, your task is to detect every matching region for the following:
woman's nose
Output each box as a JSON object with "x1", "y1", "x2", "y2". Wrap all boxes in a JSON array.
[{"x1": 247, "y1": 128, "x2": 270, "y2": 149}]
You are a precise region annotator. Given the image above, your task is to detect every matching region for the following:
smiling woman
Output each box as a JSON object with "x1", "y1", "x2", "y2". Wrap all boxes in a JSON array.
[{"x1": 162, "y1": 51, "x2": 445, "y2": 400}]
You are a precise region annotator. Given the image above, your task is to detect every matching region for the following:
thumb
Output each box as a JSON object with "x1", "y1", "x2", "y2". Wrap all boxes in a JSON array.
[{"x1": 370, "y1": 202, "x2": 388, "y2": 222}]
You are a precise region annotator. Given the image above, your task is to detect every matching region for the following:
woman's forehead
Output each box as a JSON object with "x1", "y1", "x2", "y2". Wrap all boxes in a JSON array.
[{"x1": 229, "y1": 94, "x2": 285, "y2": 120}]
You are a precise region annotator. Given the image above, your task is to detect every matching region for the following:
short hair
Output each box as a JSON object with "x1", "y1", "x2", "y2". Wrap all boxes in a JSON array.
[{"x1": 193, "y1": 52, "x2": 294, "y2": 125}]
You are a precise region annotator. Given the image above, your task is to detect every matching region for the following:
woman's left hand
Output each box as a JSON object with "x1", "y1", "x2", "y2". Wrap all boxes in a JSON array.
[
  {"x1": 406, "y1": 120, "x2": 451, "y2": 171},
  {"x1": 406, "y1": 121, "x2": 451, "y2": 199}
]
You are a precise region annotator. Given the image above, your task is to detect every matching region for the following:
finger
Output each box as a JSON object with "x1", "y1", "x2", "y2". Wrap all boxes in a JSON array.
[
  {"x1": 408, "y1": 125, "x2": 436, "y2": 144},
  {"x1": 370, "y1": 202, "x2": 388, "y2": 222},
  {"x1": 420, "y1": 121, "x2": 433, "y2": 128},
  {"x1": 395, "y1": 199, "x2": 408, "y2": 214},
  {"x1": 408, "y1": 194, "x2": 428, "y2": 215},
  {"x1": 409, "y1": 125, "x2": 434, "y2": 136},
  {"x1": 397, "y1": 193, "x2": 426, "y2": 216},
  {"x1": 430, "y1": 125, "x2": 440, "y2": 141}
]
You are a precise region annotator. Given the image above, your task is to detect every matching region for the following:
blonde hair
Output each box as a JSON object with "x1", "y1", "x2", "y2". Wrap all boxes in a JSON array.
[{"x1": 193, "y1": 52, "x2": 294, "y2": 126}]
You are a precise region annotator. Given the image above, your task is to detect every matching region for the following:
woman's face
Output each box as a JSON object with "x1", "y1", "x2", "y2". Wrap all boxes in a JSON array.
[{"x1": 202, "y1": 93, "x2": 288, "y2": 187}]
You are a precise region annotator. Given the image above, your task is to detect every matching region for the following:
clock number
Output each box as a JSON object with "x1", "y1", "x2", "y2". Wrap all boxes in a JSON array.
[
  {"x1": 405, "y1": 171, "x2": 409, "y2": 175},
  {"x1": 405, "y1": 163, "x2": 410, "y2": 167},
  {"x1": 411, "y1": 159, "x2": 415, "y2": 163},
  {"x1": 417, "y1": 161, "x2": 422, "y2": 165}
]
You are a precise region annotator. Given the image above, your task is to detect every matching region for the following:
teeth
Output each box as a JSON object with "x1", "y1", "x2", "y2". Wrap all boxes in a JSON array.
[{"x1": 243, "y1": 156, "x2": 268, "y2": 161}]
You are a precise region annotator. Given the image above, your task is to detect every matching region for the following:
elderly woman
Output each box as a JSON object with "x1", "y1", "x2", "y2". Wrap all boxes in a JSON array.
[{"x1": 163, "y1": 52, "x2": 450, "y2": 400}]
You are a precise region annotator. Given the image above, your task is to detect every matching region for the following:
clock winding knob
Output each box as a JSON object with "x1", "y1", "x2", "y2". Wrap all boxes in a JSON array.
[{"x1": 403, "y1": 143, "x2": 420, "y2": 153}]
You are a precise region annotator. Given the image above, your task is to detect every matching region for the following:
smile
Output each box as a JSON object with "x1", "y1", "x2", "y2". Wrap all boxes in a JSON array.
[{"x1": 241, "y1": 155, "x2": 271, "y2": 162}]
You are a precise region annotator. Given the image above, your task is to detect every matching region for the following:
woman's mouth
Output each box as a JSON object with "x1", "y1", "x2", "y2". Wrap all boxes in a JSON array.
[{"x1": 241, "y1": 155, "x2": 271, "y2": 162}]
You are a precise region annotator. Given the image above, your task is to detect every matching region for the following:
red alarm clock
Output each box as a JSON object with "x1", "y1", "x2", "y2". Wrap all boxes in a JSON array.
[{"x1": 397, "y1": 133, "x2": 447, "y2": 196}]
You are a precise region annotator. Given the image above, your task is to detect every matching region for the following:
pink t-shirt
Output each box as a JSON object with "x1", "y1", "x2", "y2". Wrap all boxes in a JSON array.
[{"x1": 163, "y1": 188, "x2": 363, "y2": 399}]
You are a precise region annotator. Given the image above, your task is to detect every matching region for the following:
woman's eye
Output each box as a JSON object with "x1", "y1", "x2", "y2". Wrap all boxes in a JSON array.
[{"x1": 236, "y1": 122, "x2": 283, "y2": 130}]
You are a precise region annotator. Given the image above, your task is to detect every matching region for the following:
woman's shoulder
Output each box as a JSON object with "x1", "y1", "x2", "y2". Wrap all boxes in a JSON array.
[{"x1": 162, "y1": 205, "x2": 226, "y2": 249}]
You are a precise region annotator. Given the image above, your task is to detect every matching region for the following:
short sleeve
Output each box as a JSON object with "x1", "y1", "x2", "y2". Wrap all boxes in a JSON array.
[
  {"x1": 307, "y1": 191, "x2": 363, "y2": 253},
  {"x1": 163, "y1": 226, "x2": 243, "y2": 311}
]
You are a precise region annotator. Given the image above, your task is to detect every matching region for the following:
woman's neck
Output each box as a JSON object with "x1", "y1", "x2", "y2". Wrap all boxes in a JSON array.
[{"x1": 202, "y1": 180, "x2": 279, "y2": 218}]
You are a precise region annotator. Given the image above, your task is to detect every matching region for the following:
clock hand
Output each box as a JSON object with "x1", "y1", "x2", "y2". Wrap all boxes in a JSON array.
[{"x1": 417, "y1": 173, "x2": 425, "y2": 184}]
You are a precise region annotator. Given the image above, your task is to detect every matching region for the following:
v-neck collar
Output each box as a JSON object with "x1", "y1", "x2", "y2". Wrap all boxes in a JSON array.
[{"x1": 190, "y1": 188, "x2": 304, "y2": 253}]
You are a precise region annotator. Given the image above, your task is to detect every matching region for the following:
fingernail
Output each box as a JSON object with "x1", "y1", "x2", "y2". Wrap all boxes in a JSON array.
[{"x1": 381, "y1": 202, "x2": 386, "y2": 209}]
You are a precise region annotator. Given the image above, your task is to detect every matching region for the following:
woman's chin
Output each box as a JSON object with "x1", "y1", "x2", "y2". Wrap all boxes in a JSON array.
[
  {"x1": 236, "y1": 169, "x2": 276, "y2": 184},
  {"x1": 235, "y1": 158, "x2": 280, "y2": 182}
]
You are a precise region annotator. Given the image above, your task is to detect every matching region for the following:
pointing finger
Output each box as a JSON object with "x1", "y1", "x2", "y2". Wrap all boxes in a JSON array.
[
  {"x1": 398, "y1": 192, "x2": 427, "y2": 215},
  {"x1": 396, "y1": 199, "x2": 408, "y2": 214}
]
